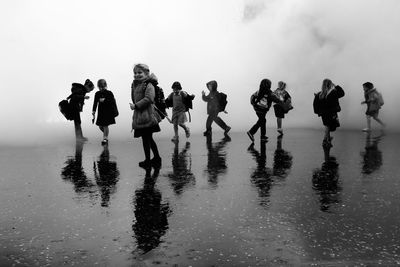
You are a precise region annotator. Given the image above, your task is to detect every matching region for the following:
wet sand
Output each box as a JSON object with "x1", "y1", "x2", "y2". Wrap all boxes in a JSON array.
[{"x1": 1, "y1": 129, "x2": 400, "y2": 266}]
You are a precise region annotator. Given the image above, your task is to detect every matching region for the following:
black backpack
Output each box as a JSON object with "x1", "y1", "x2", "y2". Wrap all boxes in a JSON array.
[
  {"x1": 218, "y1": 92, "x2": 228, "y2": 112},
  {"x1": 59, "y1": 99, "x2": 74, "y2": 120},
  {"x1": 148, "y1": 82, "x2": 167, "y2": 120}
]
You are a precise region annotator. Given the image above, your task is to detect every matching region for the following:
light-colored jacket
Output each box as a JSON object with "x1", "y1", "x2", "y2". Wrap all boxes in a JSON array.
[{"x1": 131, "y1": 80, "x2": 158, "y2": 129}]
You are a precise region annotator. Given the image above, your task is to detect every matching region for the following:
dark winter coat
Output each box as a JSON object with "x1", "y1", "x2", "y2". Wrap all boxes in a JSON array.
[
  {"x1": 92, "y1": 90, "x2": 117, "y2": 126},
  {"x1": 313, "y1": 85, "x2": 345, "y2": 116}
]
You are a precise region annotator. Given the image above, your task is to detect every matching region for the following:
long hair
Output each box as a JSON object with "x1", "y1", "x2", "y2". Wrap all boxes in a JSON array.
[
  {"x1": 320, "y1": 79, "x2": 333, "y2": 99},
  {"x1": 257, "y1": 79, "x2": 271, "y2": 102}
]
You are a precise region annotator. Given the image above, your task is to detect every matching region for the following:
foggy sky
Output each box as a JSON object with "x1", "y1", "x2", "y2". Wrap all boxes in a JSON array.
[{"x1": 1, "y1": 0, "x2": 399, "y2": 145}]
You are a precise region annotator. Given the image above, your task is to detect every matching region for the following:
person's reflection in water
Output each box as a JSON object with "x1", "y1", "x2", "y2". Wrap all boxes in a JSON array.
[
  {"x1": 361, "y1": 132, "x2": 383, "y2": 175},
  {"x1": 312, "y1": 145, "x2": 342, "y2": 212},
  {"x1": 204, "y1": 135, "x2": 231, "y2": 188},
  {"x1": 93, "y1": 144, "x2": 120, "y2": 207},
  {"x1": 61, "y1": 140, "x2": 96, "y2": 196},
  {"x1": 132, "y1": 167, "x2": 171, "y2": 254},
  {"x1": 273, "y1": 136, "x2": 293, "y2": 179},
  {"x1": 167, "y1": 141, "x2": 195, "y2": 195},
  {"x1": 248, "y1": 140, "x2": 273, "y2": 207}
]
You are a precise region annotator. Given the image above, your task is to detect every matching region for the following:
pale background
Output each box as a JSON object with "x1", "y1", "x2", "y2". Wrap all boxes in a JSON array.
[{"x1": 1, "y1": 0, "x2": 399, "y2": 145}]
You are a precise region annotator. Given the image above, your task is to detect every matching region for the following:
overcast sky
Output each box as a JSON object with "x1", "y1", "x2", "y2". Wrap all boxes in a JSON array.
[{"x1": 1, "y1": 0, "x2": 399, "y2": 145}]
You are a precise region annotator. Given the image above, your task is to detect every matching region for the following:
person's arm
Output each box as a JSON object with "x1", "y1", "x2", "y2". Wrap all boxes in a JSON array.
[
  {"x1": 92, "y1": 92, "x2": 99, "y2": 114},
  {"x1": 134, "y1": 83, "x2": 154, "y2": 110},
  {"x1": 202, "y1": 91, "x2": 210, "y2": 102}
]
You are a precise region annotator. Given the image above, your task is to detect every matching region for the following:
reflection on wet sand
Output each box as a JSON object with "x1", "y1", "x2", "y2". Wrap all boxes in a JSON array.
[
  {"x1": 312, "y1": 145, "x2": 342, "y2": 212},
  {"x1": 248, "y1": 136, "x2": 293, "y2": 207},
  {"x1": 61, "y1": 141, "x2": 96, "y2": 197},
  {"x1": 273, "y1": 136, "x2": 293, "y2": 179},
  {"x1": 204, "y1": 135, "x2": 231, "y2": 188},
  {"x1": 361, "y1": 132, "x2": 384, "y2": 175},
  {"x1": 93, "y1": 145, "x2": 120, "y2": 207},
  {"x1": 248, "y1": 140, "x2": 273, "y2": 206},
  {"x1": 132, "y1": 167, "x2": 171, "y2": 254},
  {"x1": 167, "y1": 141, "x2": 195, "y2": 195}
]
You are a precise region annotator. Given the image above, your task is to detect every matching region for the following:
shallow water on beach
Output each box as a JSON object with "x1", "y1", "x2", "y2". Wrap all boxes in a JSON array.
[{"x1": 1, "y1": 129, "x2": 400, "y2": 266}]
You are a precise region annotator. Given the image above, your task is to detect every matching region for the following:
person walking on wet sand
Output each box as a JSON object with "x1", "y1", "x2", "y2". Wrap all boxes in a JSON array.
[
  {"x1": 361, "y1": 82, "x2": 385, "y2": 132},
  {"x1": 313, "y1": 79, "x2": 345, "y2": 148},
  {"x1": 166, "y1": 81, "x2": 195, "y2": 142},
  {"x1": 247, "y1": 79, "x2": 280, "y2": 143},
  {"x1": 68, "y1": 79, "x2": 94, "y2": 141},
  {"x1": 92, "y1": 79, "x2": 118, "y2": 145},
  {"x1": 273, "y1": 81, "x2": 293, "y2": 136},
  {"x1": 130, "y1": 64, "x2": 162, "y2": 169},
  {"x1": 202, "y1": 80, "x2": 231, "y2": 137}
]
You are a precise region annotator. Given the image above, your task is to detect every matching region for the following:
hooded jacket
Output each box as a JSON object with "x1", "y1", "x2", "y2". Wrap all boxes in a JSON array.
[{"x1": 202, "y1": 80, "x2": 221, "y2": 115}]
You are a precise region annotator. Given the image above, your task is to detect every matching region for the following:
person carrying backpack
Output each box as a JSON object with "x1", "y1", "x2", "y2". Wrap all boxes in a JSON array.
[
  {"x1": 247, "y1": 79, "x2": 280, "y2": 143},
  {"x1": 130, "y1": 64, "x2": 162, "y2": 169},
  {"x1": 67, "y1": 79, "x2": 94, "y2": 141},
  {"x1": 273, "y1": 81, "x2": 293, "y2": 136},
  {"x1": 361, "y1": 82, "x2": 386, "y2": 132},
  {"x1": 165, "y1": 81, "x2": 195, "y2": 142},
  {"x1": 201, "y1": 80, "x2": 231, "y2": 137},
  {"x1": 313, "y1": 79, "x2": 345, "y2": 148}
]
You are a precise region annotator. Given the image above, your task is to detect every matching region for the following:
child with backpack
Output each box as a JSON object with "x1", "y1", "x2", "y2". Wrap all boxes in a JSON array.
[
  {"x1": 273, "y1": 81, "x2": 293, "y2": 136},
  {"x1": 247, "y1": 79, "x2": 281, "y2": 143},
  {"x1": 166, "y1": 81, "x2": 195, "y2": 142},
  {"x1": 92, "y1": 79, "x2": 118, "y2": 145},
  {"x1": 361, "y1": 82, "x2": 385, "y2": 132},
  {"x1": 201, "y1": 80, "x2": 231, "y2": 137},
  {"x1": 313, "y1": 79, "x2": 345, "y2": 148}
]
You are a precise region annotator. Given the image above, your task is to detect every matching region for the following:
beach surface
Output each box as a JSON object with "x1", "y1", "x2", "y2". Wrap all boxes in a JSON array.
[{"x1": 1, "y1": 129, "x2": 400, "y2": 266}]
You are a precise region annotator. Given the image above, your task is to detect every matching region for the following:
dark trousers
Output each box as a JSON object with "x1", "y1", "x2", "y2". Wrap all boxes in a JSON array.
[
  {"x1": 206, "y1": 113, "x2": 228, "y2": 131},
  {"x1": 74, "y1": 115, "x2": 83, "y2": 139},
  {"x1": 249, "y1": 112, "x2": 266, "y2": 137}
]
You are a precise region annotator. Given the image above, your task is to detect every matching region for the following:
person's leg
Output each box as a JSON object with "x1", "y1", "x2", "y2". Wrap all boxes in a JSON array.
[
  {"x1": 363, "y1": 115, "x2": 371, "y2": 131},
  {"x1": 277, "y1": 118, "x2": 283, "y2": 135},
  {"x1": 204, "y1": 115, "x2": 213, "y2": 135},
  {"x1": 74, "y1": 118, "x2": 83, "y2": 140},
  {"x1": 141, "y1": 135, "x2": 151, "y2": 163},
  {"x1": 372, "y1": 115, "x2": 385, "y2": 128},
  {"x1": 103, "y1": 126, "x2": 109, "y2": 140},
  {"x1": 172, "y1": 122, "x2": 179, "y2": 141},
  {"x1": 213, "y1": 116, "x2": 228, "y2": 130},
  {"x1": 179, "y1": 123, "x2": 190, "y2": 138},
  {"x1": 150, "y1": 133, "x2": 162, "y2": 167},
  {"x1": 259, "y1": 114, "x2": 267, "y2": 139}
]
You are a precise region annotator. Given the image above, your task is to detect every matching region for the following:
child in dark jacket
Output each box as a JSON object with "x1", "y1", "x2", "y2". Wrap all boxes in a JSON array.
[
  {"x1": 92, "y1": 79, "x2": 118, "y2": 145},
  {"x1": 201, "y1": 80, "x2": 231, "y2": 137},
  {"x1": 313, "y1": 79, "x2": 345, "y2": 147},
  {"x1": 247, "y1": 79, "x2": 280, "y2": 142},
  {"x1": 361, "y1": 82, "x2": 385, "y2": 132},
  {"x1": 68, "y1": 79, "x2": 94, "y2": 141},
  {"x1": 166, "y1": 81, "x2": 195, "y2": 142}
]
